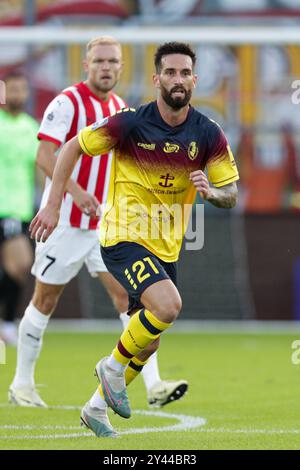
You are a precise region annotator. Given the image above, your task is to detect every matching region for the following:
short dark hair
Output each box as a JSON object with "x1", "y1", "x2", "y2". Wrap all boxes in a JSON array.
[{"x1": 154, "y1": 42, "x2": 196, "y2": 73}]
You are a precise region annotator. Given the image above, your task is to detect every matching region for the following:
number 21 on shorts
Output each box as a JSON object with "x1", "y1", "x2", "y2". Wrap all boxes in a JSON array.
[{"x1": 124, "y1": 257, "x2": 159, "y2": 290}]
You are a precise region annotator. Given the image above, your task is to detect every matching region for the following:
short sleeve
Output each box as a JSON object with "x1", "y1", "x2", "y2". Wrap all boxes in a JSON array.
[
  {"x1": 38, "y1": 94, "x2": 75, "y2": 146},
  {"x1": 206, "y1": 120, "x2": 239, "y2": 188},
  {"x1": 78, "y1": 108, "x2": 136, "y2": 157}
]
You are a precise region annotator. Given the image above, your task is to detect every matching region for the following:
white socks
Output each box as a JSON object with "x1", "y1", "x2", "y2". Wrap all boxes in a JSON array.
[
  {"x1": 106, "y1": 354, "x2": 126, "y2": 373},
  {"x1": 90, "y1": 388, "x2": 107, "y2": 410},
  {"x1": 12, "y1": 302, "x2": 50, "y2": 389},
  {"x1": 141, "y1": 352, "x2": 161, "y2": 390},
  {"x1": 119, "y1": 312, "x2": 161, "y2": 391}
]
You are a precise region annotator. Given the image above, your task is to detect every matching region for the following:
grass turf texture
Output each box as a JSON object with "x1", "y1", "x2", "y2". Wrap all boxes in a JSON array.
[{"x1": 0, "y1": 332, "x2": 300, "y2": 450}]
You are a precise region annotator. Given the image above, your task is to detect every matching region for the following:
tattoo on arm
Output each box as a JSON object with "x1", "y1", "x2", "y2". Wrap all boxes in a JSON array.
[{"x1": 207, "y1": 182, "x2": 238, "y2": 209}]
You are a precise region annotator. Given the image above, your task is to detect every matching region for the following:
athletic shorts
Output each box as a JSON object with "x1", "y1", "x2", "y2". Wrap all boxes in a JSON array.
[
  {"x1": 100, "y1": 241, "x2": 177, "y2": 313},
  {"x1": 31, "y1": 225, "x2": 107, "y2": 284},
  {"x1": 0, "y1": 218, "x2": 29, "y2": 244}
]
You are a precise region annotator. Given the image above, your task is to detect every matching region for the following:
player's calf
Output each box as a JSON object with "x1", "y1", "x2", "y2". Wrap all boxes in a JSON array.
[
  {"x1": 137, "y1": 337, "x2": 160, "y2": 362},
  {"x1": 32, "y1": 280, "x2": 65, "y2": 315}
]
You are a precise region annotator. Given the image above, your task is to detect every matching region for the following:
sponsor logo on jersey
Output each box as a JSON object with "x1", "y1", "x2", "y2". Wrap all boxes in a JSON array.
[
  {"x1": 137, "y1": 142, "x2": 156, "y2": 151},
  {"x1": 163, "y1": 142, "x2": 180, "y2": 153},
  {"x1": 159, "y1": 173, "x2": 175, "y2": 187},
  {"x1": 188, "y1": 141, "x2": 198, "y2": 160},
  {"x1": 47, "y1": 112, "x2": 54, "y2": 121}
]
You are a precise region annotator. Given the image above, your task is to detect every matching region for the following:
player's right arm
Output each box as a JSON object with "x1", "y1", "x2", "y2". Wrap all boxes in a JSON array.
[
  {"x1": 37, "y1": 140, "x2": 79, "y2": 195},
  {"x1": 30, "y1": 113, "x2": 123, "y2": 242},
  {"x1": 37, "y1": 94, "x2": 99, "y2": 218},
  {"x1": 30, "y1": 136, "x2": 83, "y2": 242},
  {"x1": 37, "y1": 140, "x2": 99, "y2": 217}
]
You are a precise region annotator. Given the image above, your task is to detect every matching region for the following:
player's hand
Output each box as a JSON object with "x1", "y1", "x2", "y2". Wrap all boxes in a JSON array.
[
  {"x1": 29, "y1": 206, "x2": 60, "y2": 242},
  {"x1": 189, "y1": 170, "x2": 213, "y2": 200},
  {"x1": 72, "y1": 186, "x2": 100, "y2": 219}
]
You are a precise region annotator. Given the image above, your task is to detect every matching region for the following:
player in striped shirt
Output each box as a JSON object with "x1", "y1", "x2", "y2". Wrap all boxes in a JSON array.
[{"x1": 9, "y1": 36, "x2": 187, "y2": 410}]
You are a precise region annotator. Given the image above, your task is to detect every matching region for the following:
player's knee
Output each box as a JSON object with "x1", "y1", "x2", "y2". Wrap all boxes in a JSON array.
[
  {"x1": 32, "y1": 291, "x2": 60, "y2": 315},
  {"x1": 153, "y1": 295, "x2": 182, "y2": 323}
]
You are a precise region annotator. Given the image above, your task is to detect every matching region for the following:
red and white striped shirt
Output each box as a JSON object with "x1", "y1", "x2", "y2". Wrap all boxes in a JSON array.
[{"x1": 38, "y1": 81, "x2": 126, "y2": 230}]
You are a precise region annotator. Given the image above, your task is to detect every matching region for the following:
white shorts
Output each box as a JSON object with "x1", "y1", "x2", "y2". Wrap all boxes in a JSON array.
[{"x1": 31, "y1": 225, "x2": 107, "y2": 285}]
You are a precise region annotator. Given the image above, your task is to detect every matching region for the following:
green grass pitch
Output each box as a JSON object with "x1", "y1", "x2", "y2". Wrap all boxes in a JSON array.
[{"x1": 1, "y1": 331, "x2": 300, "y2": 450}]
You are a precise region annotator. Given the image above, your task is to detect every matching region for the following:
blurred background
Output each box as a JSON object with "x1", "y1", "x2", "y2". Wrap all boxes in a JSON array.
[{"x1": 1, "y1": 0, "x2": 300, "y2": 323}]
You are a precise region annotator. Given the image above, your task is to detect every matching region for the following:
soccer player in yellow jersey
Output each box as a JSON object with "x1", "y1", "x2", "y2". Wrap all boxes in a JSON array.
[{"x1": 30, "y1": 42, "x2": 239, "y2": 438}]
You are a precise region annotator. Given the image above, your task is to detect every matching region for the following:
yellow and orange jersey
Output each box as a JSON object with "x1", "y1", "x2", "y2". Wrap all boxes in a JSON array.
[{"x1": 78, "y1": 102, "x2": 239, "y2": 262}]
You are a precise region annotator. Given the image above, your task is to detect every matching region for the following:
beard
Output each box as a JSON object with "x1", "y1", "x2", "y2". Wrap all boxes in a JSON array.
[
  {"x1": 161, "y1": 84, "x2": 192, "y2": 110},
  {"x1": 93, "y1": 77, "x2": 117, "y2": 94}
]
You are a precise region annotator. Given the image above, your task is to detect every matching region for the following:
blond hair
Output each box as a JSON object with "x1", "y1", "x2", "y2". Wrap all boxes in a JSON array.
[{"x1": 86, "y1": 36, "x2": 122, "y2": 56}]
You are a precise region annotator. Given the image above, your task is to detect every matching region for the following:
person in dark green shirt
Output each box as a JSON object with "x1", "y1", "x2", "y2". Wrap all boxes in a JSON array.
[{"x1": 0, "y1": 72, "x2": 38, "y2": 345}]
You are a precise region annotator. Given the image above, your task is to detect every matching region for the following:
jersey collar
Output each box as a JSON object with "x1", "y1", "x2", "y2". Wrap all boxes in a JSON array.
[
  {"x1": 153, "y1": 101, "x2": 194, "y2": 129},
  {"x1": 77, "y1": 81, "x2": 112, "y2": 104}
]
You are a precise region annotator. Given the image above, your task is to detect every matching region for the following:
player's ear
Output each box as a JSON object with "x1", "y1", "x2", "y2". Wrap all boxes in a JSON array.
[
  {"x1": 153, "y1": 73, "x2": 160, "y2": 89},
  {"x1": 193, "y1": 73, "x2": 198, "y2": 88},
  {"x1": 118, "y1": 60, "x2": 125, "y2": 75}
]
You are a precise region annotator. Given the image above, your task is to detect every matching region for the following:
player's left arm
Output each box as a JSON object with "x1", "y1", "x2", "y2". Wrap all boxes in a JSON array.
[
  {"x1": 189, "y1": 171, "x2": 238, "y2": 208},
  {"x1": 190, "y1": 120, "x2": 239, "y2": 209}
]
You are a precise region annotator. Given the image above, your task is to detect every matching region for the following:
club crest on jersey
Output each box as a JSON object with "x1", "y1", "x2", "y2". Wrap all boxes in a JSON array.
[
  {"x1": 163, "y1": 142, "x2": 180, "y2": 153},
  {"x1": 91, "y1": 117, "x2": 109, "y2": 131},
  {"x1": 188, "y1": 141, "x2": 199, "y2": 160}
]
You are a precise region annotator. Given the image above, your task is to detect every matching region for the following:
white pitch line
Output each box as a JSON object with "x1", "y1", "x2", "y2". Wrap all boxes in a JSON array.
[
  {"x1": 197, "y1": 428, "x2": 300, "y2": 435},
  {"x1": 0, "y1": 425, "x2": 80, "y2": 430},
  {"x1": 0, "y1": 405, "x2": 299, "y2": 439},
  {"x1": 1, "y1": 426, "x2": 300, "y2": 440},
  {"x1": 120, "y1": 410, "x2": 205, "y2": 435},
  {"x1": 0, "y1": 408, "x2": 206, "y2": 440},
  {"x1": 2, "y1": 424, "x2": 300, "y2": 436},
  {"x1": 2, "y1": 404, "x2": 300, "y2": 437},
  {"x1": 0, "y1": 432, "x2": 92, "y2": 440},
  {"x1": 0, "y1": 404, "x2": 81, "y2": 410}
]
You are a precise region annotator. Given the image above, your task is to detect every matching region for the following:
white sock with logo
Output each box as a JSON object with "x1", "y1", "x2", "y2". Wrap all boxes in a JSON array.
[
  {"x1": 119, "y1": 312, "x2": 161, "y2": 391},
  {"x1": 12, "y1": 302, "x2": 50, "y2": 389}
]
